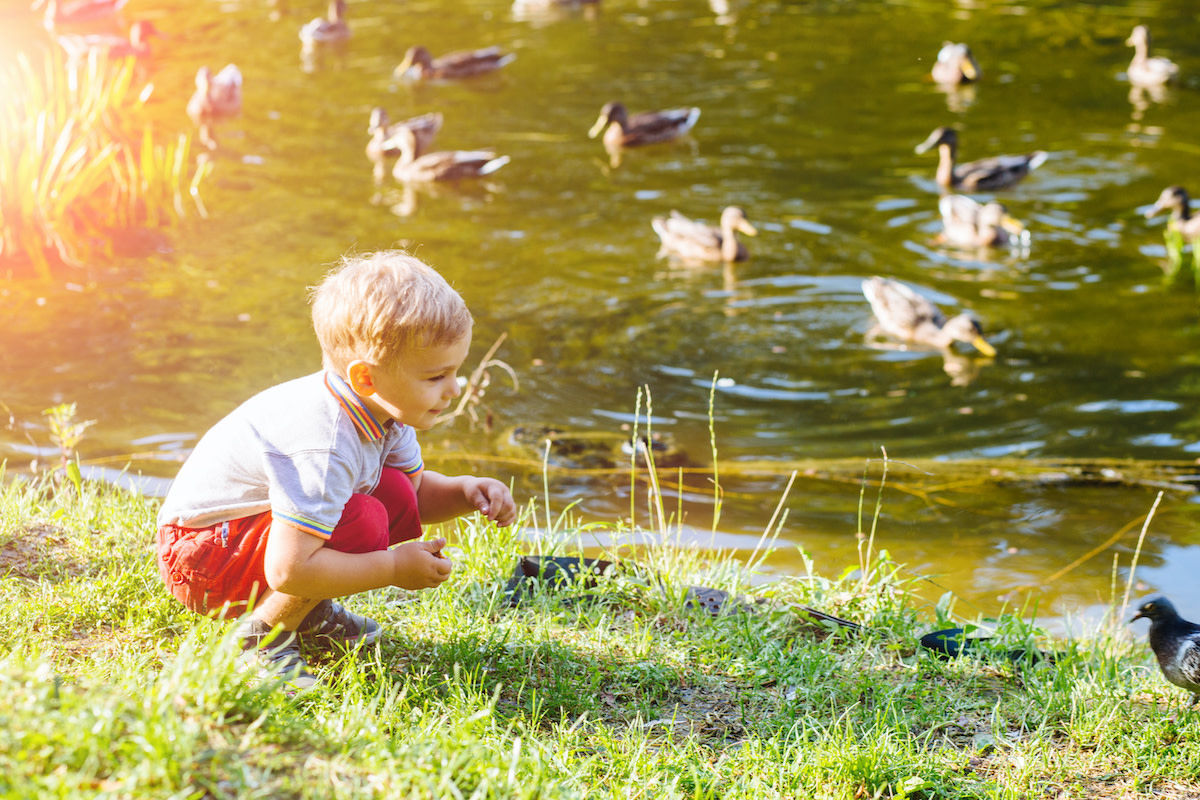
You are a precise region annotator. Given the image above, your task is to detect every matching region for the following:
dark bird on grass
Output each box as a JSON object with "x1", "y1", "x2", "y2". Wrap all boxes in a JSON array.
[
  {"x1": 862, "y1": 276, "x2": 997, "y2": 356},
  {"x1": 390, "y1": 126, "x2": 510, "y2": 183},
  {"x1": 651, "y1": 206, "x2": 758, "y2": 263},
  {"x1": 365, "y1": 108, "x2": 443, "y2": 161},
  {"x1": 588, "y1": 101, "x2": 700, "y2": 151},
  {"x1": 1144, "y1": 186, "x2": 1200, "y2": 243},
  {"x1": 914, "y1": 126, "x2": 1047, "y2": 191},
  {"x1": 1131, "y1": 596, "x2": 1200, "y2": 707},
  {"x1": 299, "y1": 0, "x2": 349, "y2": 45},
  {"x1": 394, "y1": 45, "x2": 515, "y2": 80},
  {"x1": 1125, "y1": 25, "x2": 1178, "y2": 88},
  {"x1": 932, "y1": 41, "x2": 980, "y2": 85}
]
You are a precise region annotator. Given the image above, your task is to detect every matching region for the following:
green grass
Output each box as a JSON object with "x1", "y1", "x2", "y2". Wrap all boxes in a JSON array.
[
  {"x1": 0, "y1": 49, "x2": 206, "y2": 278},
  {"x1": 1, "y1": 468, "x2": 1197, "y2": 799}
]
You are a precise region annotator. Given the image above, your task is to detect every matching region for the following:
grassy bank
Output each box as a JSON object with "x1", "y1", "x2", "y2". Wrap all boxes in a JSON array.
[{"x1": 0, "y1": 472, "x2": 1196, "y2": 799}]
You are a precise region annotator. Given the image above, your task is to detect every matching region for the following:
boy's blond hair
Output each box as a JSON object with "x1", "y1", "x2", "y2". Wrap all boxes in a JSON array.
[{"x1": 310, "y1": 250, "x2": 472, "y2": 375}]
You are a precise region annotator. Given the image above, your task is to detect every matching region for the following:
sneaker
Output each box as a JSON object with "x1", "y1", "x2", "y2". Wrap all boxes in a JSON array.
[
  {"x1": 297, "y1": 600, "x2": 382, "y2": 649},
  {"x1": 237, "y1": 619, "x2": 318, "y2": 690}
]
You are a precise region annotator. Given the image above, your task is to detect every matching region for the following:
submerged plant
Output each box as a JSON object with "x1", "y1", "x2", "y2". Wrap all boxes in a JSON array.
[{"x1": 0, "y1": 48, "x2": 206, "y2": 277}]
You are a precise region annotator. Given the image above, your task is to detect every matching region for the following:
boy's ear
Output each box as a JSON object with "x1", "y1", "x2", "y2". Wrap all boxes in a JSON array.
[{"x1": 346, "y1": 361, "x2": 377, "y2": 396}]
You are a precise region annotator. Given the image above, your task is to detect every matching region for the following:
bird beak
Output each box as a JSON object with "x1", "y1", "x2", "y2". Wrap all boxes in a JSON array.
[
  {"x1": 960, "y1": 57, "x2": 978, "y2": 81},
  {"x1": 738, "y1": 221, "x2": 758, "y2": 237},
  {"x1": 999, "y1": 214, "x2": 1025, "y2": 236},
  {"x1": 587, "y1": 114, "x2": 608, "y2": 139},
  {"x1": 394, "y1": 56, "x2": 415, "y2": 79},
  {"x1": 1144, "y1": 202, "x2": 1165, "y2": 220},
  {"x1": 971, "y1": 336, "x2": 997, "y2": 357},
  {"x1": 1131, "y1": 609, "x2": 1146, "y2": 622}
]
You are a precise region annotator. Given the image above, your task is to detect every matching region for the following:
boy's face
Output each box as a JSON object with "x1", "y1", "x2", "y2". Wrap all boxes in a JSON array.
[{"x1": 350, "y1": 333, "x2": 471, "y2": 430}]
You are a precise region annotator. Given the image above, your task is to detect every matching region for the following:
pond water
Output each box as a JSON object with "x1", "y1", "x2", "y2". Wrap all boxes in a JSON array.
[{"x1": 3, "y1": 0, "x2": 1200, "y2": 627}]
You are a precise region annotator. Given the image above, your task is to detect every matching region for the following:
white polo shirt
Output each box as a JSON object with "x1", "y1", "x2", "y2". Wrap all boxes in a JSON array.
[{"x1": 157, "y1": 371, "x2": 423, "y2": 539}]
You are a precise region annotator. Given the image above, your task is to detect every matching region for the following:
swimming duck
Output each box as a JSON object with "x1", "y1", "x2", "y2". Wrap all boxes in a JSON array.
[
  {"x1": 915, "y1": 126, "x2": 1047, "y2": 191},
  {"x1": 588, "y1": 102, "x2": 701, "y2": 150},
  {"x1": 862, "y1": 276, "x2": 997, "y2": 356},
  {"x1": 390, "y1": 126, "x2": 510, "y2": 183},
  {"x1": 365, "y1": 108, "x2": 443, "y2": 161},
  {"x1": 39, "y1": 0, "x2": 128, "y2": 28},
  {"x1": 299, "y1": 0, "x2": 349, "y2": 44},
  {"x1": 186, "y1": 65, "x2": 243, "y2": 122},
  {"x1": 56, "y1": 19, "x2": 162, "y2": 61},
  {"x1": 651, "y1": 206, "x2": 758, "y2": 263},
  {"x1": 937, "y1": 195, "x2": 1028, "y2": 249},
  {"x1": 394, "y1": 45, "x2": 515, "y2": 80},
  {"x1": 1126, "y1": 25, "x2": 1179, "y2": 87},
  {"x1": 1145, "y1": 186, "x2": 1200, "y2": 241},
  {"x1": 931, "y1": 42, "x2": 980, "y2": 85}
]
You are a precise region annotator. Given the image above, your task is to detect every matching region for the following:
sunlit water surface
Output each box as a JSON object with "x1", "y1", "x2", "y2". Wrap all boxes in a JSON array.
[{"x1": 3, "y1": 0, "x2": 1200, "y2": 628}]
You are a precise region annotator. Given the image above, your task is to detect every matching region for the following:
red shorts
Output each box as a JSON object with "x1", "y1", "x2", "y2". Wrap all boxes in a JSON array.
[{"x1": 157, "y1": 467, "x2": 422, "y2": 617}]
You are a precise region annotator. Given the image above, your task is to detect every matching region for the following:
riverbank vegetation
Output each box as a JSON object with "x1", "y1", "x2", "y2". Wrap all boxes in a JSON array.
[
  {"x1": 0, "y1": 48, "x2": 206, "y2": 278},
  {"x1": 0, "y1": 465, "x2": 1196, "y2": 799}
]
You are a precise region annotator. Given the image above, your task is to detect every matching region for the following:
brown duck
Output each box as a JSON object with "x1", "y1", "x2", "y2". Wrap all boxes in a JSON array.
[
  {"x1": 394, "y1": 45, "x2": 516, "y2": 80},
  {"x1": 915, "y1": 126, "x2": 1047, "y2": 191}
]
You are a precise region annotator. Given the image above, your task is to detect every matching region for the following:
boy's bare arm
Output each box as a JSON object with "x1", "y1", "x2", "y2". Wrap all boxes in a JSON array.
[
  {"x1": 414, "y1": 470, "x2": 517, "y2": 526},
  {"x1": 263, "y1": 518, "x2": 452, "y2": 597}
]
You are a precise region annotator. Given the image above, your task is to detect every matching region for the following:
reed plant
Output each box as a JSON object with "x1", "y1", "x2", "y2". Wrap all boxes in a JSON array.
[
  {"x1": 0, "y1": 453, "x2": 1197, "y2": 797},
  {"x1": 0, "y1": 48, "x2": 204, "y2": 278}
]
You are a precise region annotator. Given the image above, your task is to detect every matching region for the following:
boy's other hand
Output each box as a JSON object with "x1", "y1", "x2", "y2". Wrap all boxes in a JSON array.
[
  {"x1": 391, "y1": 538, "x2": 454, "y2": 590},
  {"x1": 465, "y1": 477, "x2": 517, "y2": 527}
]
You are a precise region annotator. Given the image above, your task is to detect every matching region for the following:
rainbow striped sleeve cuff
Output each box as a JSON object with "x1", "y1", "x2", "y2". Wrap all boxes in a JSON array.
[
  {"x1": 401, "y1": 460, "x2": 424, "y2": 476},
  {"x1": 272, "y1": 511, "x2": 335, "y2": 540}
]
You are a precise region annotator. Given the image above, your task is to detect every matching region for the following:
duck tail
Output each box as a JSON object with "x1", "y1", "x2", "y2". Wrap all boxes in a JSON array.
[
  {"x1": 1028, "y1": 151, "x2": 1049, "y2": 171},
  {"x1": 479, "y1": 154, "x2": 511, "y2": 175}
]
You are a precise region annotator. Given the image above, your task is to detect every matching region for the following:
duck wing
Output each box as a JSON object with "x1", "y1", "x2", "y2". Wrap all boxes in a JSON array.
[{"x1": 955, "y1": 152, "x2": 1047, "y2": 191}]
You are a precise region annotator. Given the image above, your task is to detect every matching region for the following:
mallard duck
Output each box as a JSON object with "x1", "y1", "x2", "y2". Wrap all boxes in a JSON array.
[
  {"x1": 931, "y1": 42, "x2": 980, "y2": 85},
  {"x1": 1145, "y1": 186, "x2": 1200, "y2": 241},
  {"x1": 365, "y1": 108, "x2": 443, "y2": 161},
  {"x1": 56, "y1": 19, "x2": 162, "y2": 61},
  {"x1": 651, "y1": 207, "x2": 758, "y2": 263},
  {"x1": 299, "y1": 0, "x2": 349, "y2": 44},
  {"x1": 186, "y1": 65, "x2": 242, "y2": 123},
  {"x1": 394, "y1": 45, "x2": 515, "y2": 80},
  {"x1": 862, "y1": 276, "x2": 997, "y2": 356},
  {"x1": 915, "y1": 126, "x2": 1047, "y2": 191},
  {"x1": 937, "y1": 195, "x2": 1028, "y2": 249},
  {"x1": 39, "y1": 0, "x2": 128, "y2": 28},
  {"x1": 390, "y1": 126, "x2": 510, "y2": 183},
  {"x1": 1126, "y1": 25, "x2": 1178, "y2": 87},
  {"x1": 588, "y1": 102, "x2": 701, "y2": 150}
]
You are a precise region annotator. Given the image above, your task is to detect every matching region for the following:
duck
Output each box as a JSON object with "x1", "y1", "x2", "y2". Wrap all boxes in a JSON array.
[
  {"x1": 390, "y1": 126, "x2": 510, "y2": 183},
  {"x1": 1131, "y1": 596, "x2": 1200, "y2": 707},
  {"x1": 365, "y1": 108, "x2": 443, "y2": 161},
  {"x1": 914, "y1": 126, "x2": 1047, "y2": 191},
  {"x1": 931, "y1": 41, "x2": 980, "y2": 85},
  {"x1": 862, "y1": 276, "x2": 997, "y2": 356},
  {"x1": 299, "y1": 0, "x2": 349, "y2": 45},
  {"x1": 186, "y1": 65, "x2": 243, "y2": 123},
  {"x1": 651, "y1": 207, "x2": 758, "y2": 263},
  {"x1": 55, "y1": 19, "x2": 163, "y2": 61},
  {"x1": 1125, "y1": 25, "x2": 1179, "y2": 87},
  {"x1": 937, "y1": 194, "x2": 1028, "y2": 249},
  {"x1": 588, "y1": 102, "x2": 701, "y2": 151},
  {"x1": 394, "y1": 45, "x2": 515, "y2": 80},
  {"x1": 39, "y1": 0, "x2": 128, "y2": 28},
  {"x1": 1145, "y1": 186, "x2": 1200, "y2": 242}
]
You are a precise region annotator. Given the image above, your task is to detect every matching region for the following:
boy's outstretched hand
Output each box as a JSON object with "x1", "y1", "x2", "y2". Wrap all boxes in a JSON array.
[
  {"x1": 391, "y1": 538, "x2": 454, "y2": 590},
  {"x1": 465, "y1": 477, "x2": 517, "y2": 527}
]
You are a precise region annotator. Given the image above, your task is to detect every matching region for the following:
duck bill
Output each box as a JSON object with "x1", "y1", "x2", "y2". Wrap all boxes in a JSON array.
[
  {"x1": 999, "y1": 214, "x2": 1025, "y2": 236},
  {"x1": 1145, "y1": 202, "x2": 1168, "y2": 219},
  {"x1": 394, "y1": 55, "x2": 416, "y2": 79},
  {"x1": 960, "y1": 56, "x2": 979, "y2": 81},
  {"x1": 738, "y1": 221, "x2": 758, "y2": 237},
  {"x1": 914, "y1": 132, "x2": 940, "y2": 155},
  {"x1": 971, "y1": 336, "x2": 997, "y2": 357},
  {"x1": 587, "y1": 113, "x2": 608, "y2": 139}
]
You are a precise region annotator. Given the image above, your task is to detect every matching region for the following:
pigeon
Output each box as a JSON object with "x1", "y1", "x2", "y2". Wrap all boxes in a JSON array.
[{"x1": 1131, "y1": 596, "x2": 1200, "y2": 706}]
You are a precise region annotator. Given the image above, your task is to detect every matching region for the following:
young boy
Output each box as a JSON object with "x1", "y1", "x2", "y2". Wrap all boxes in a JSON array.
[{"x1": 156, "y1": 250, "x2": 517, "y2": 688}]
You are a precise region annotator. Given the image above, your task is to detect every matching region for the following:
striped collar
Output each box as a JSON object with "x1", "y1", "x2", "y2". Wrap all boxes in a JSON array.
[{"x1": 323, "y1": 371, "x2": 388, "y2": 442}]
